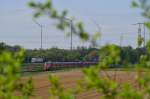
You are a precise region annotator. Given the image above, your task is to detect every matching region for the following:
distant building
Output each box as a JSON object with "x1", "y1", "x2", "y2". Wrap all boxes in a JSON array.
[{"x1": 31, "y1": 58, "x2": 44, "y2": 63}]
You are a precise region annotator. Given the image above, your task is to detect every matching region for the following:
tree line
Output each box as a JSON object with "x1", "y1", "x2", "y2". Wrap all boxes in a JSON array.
[
  {"x1": 0, "y1": 42, "x2": 147, "y2": 65},
  {"x1": 24, "y1": 47, "x2": 99, "y2": 62}
]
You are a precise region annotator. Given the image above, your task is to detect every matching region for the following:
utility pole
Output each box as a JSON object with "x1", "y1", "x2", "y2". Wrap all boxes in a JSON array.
[
  {"x1": 33, "y1": 20, "x2": 43, "y2": 50},
  {"x1": 64, "y1": 18, "x2": 73, "y2": 51},
  {"x1": 70, "y1": 19, "x2": 73, "y2": 51},
  {"x1": 133, "y1": 22, "x2": 146, "y2": 47}
]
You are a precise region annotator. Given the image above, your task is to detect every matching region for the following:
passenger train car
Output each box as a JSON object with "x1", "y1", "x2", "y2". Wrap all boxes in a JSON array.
[{"x1": 44, "y1": 62, "x2": 97, "y2": 71}]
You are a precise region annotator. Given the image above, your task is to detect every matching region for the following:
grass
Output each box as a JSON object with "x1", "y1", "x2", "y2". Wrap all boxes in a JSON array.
[
  {"x1": 21, "y1": 66, "x2": 83, "y2": 76},
  {"x1": 21, "y1": 63, "x2": 148, "y2": 76}
]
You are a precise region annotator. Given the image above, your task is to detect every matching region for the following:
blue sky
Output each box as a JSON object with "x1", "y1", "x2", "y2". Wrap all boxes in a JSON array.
[{"x1": 0, "y1": 0, "x2": 147, "y2": 49}]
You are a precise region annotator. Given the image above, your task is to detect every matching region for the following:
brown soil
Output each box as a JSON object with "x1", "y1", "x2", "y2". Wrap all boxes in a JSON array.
[{"x1": 22, "y1": 70, "x2": 136, "y2": 99}]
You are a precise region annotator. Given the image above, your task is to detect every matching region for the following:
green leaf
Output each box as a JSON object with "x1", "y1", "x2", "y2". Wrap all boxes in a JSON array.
[
  {"x1": 79, "y1": 32, "x2": 89, "y2": 41},
  {"x1": 45, "y1": 0, "x2": 52, "y2": 8},
  {"x1": 132, "y1": 1, "x2": 139, "y2": 7},
  {"x1": 145, "y1": 22, "x2": 150, "y2": 30},
  {"x1": 28, "y1": 2, "x2": 36, "y2": 7}
]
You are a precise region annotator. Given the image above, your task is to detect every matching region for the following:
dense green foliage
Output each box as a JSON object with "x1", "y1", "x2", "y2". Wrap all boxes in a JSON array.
[
  {"x1": 0, "y1": 42, "x2": 21, "y2": 54},
  {"x1": 0, "y1": 49, "x2": 33, "y2": 99},
  {"x1": 25, "y1": 47, "x2": 99, "y2": 62},
  {"x1": 0, "y1": 43, "x2": 99, "y2": 62}
]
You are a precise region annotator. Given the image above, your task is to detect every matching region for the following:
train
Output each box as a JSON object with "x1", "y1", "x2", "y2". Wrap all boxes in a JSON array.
[{"x1": 44, "y1": 61, "x2": 97, "y2": 71}]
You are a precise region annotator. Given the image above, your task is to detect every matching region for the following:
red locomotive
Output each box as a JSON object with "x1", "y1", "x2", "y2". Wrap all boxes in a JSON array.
[{"x1": 44, "y1": 62, "x2": 97, "y2": 71}]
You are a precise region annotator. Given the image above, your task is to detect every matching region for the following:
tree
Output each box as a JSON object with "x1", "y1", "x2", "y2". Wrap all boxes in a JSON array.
[{"x1": 0, "y1": 50, "x2": 33, "y2": 99}]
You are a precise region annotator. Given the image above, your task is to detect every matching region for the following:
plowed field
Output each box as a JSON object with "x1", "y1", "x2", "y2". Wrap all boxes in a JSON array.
[{"x1": 22, "y1": 70, "x2": 136, "y2": 99}]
